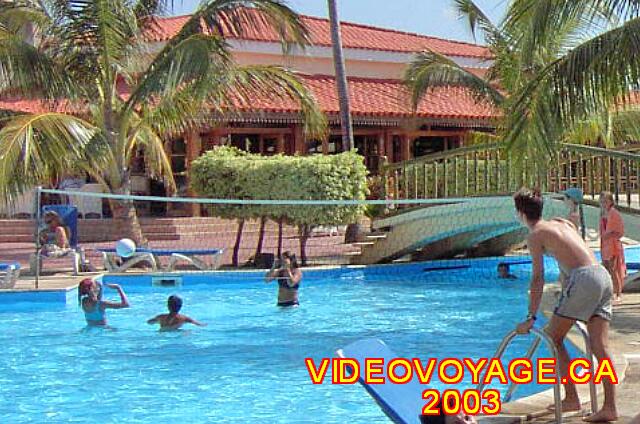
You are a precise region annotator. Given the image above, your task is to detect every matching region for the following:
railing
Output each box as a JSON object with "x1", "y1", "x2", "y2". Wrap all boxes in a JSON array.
[
  {"x1": 383, "y1": 143, "x2": 640, "y2": 211},
  {"x1": 476, "y1": 324, "x2": 598, "y2": 424}
]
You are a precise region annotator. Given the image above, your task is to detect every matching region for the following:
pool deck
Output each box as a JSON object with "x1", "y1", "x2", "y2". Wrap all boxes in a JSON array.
[
  {"x1": 3, "y1": 272, "x2": 639, "y2": 423},
  {"x1": 501, "y1": 286, "x2": 640, "y2": 424}
]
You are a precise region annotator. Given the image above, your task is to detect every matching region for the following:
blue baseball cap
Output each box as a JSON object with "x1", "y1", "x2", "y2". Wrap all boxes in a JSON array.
[{"x1": 562, "y1": 187, "x2": 583, "y2": 203}]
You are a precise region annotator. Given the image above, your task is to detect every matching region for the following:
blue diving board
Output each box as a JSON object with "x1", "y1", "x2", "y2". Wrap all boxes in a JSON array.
[{"x1": 337, "y1": 339, "x2": 426, "y2": 424}]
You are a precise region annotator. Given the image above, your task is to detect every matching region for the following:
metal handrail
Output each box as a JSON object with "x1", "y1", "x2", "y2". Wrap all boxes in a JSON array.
[
  {"x1": 477, "y1": 324, "x2": 598, "y2": 424},
  {"x1": 476, "y1": 327, "x2": 563, "y2": 423},
  {"x1": 573, "y1": 322, "x2": 599, "y2": 414}
]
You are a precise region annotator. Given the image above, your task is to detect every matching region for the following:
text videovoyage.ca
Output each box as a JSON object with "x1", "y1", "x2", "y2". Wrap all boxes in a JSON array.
[{"x1": 305, "y1": 356, "x2": 618, "y2": 415}]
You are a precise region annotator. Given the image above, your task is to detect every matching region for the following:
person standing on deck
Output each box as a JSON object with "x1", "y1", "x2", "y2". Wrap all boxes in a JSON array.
[
  {"x1": 513, "y1": 188, "x2": 617, "y2": 422},
  {"x1": 599, "y1": 191, "x2": 626, "y2": 304},
  {"x1": 562, "y1": 187, "x2": 586, "y2": 239}
]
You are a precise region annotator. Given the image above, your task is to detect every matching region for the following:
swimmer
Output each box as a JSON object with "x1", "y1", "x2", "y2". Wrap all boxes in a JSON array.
[
  {"x1": 78, "y1": 278, "x2": 129, "y2": 326},
  {"x1": 497, "y1": 263, "x2": 517, "y2": 279},
  {"x1": 147, "y1": 295, "x2": 206, "y2": 331},
  {"x1": 265, "y1": 251, "x2": 302, "y2": 307}
]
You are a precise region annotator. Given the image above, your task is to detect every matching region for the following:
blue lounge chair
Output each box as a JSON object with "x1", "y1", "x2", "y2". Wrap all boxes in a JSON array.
[
  {"x1": 336, "y1": 339, "x2": 426, "y2": 424},
  {"x1": 97, "y1": 248, "x2": 224, "y2": 272},
  {"x1": 0, "y1": 262, "x2": 20, "y2": 289},
  {"x1": 31, "y1": 205, "x2": 83, "y2": 275}
]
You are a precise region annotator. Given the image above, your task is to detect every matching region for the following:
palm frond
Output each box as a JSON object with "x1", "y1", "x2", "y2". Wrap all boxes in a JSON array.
[
  {"x1": 127, "y1": 122, "x2": 176, "y2": 193},
  {"x1": 0, "y1": 35, "x2": 75, "y2": 98},
  {"x1": 502, "y1": 69, "x2": 564, "y2": 157},
  {"x1": 404, "y1": 50, "x2": 504, "y2": 110},
  {"x1": 506, "y1": 0, "x2": 640, "y2": 58},
  {"x1": 133, "y1": 0, "x2": 173, "y2": 21},
  {"x1": 0, "y1": 112, "x2": 96, "y2": 199},
  {"x1": 124, "y1": 33, "x2": 231, "y2": 115},
  {"x1": 535, "y1": 17, "x2": 640, "y2": 121},
  {"x1": 152, "y1": 0, "x2": 310, "y2": 77},
  {"x1": 193, "y1": 0, "x2": 310, "y2": 48},
  {"x1": 453, "y1": 0, "x2": 503, "y2": 43},
  {"x1": 0, "y1": 0, "x2": 52, "y2": 35},
  {"x1": 51, "y1": 0, "x2": 139, "y2": 92},
  {"x1": 219, "y1": 65, "x2": 327, "y2": 139}
]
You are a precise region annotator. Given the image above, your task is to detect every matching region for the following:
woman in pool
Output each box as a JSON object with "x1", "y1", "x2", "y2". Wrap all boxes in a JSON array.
[
  {"x1": 265, "y1": 251, "x2": 302, "y2": 307},
  {"x1": 600, "y1": 191, "x2": 626, "y2": 303},
  {"x1": 78, "y1": 278, "x2": 130, "y2": 326}
]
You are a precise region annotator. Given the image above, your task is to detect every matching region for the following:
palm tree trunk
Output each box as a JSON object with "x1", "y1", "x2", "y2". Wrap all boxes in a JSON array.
[
  {"x1": 298, "y1": 224, "x2": 310, "y2": 266},
  {"x1": 255, "y1": 216, "x2": 267, "y2": 258},
  {"x1": 233, "y1": 219, "x2": 245, "y2": 267},
  {"x1": 328, "y1": 0, "x2": 354, "y2": 151},
  {"x1": 108, "y1": 177, "x2": 148, "y2": 246},
  {"x1": 277, "y1": 218, "x2": 284, "y2": 257}
]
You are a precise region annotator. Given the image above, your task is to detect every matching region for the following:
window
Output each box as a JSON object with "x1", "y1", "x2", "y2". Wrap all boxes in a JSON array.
[{"x1": 307, "y1": 139, "x2": 323, "y2": 154}]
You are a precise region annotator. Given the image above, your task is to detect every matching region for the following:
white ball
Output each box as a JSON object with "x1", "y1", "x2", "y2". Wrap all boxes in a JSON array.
[{"x1": 116, "y1": 238, "x2": 136, "y2": 258}]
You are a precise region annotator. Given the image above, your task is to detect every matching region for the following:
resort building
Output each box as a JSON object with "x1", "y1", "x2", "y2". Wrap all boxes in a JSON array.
[{"x1": 0, "y1": 11, "x2": 498, "y2": 214}]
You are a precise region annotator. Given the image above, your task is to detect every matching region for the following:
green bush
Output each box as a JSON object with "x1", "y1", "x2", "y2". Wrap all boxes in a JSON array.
[{"x1": 190, "y1": 147, "x2": 368, "y2": 265}]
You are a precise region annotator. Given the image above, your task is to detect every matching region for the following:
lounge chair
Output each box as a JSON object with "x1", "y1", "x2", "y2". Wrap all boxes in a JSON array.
[
  {"x1": 97, "y1": 248, "x2": 224, "y2": 272},
  {"x1": 30, "y1": 205, "x2": 83, "y2": 275},
  {"x1": 336, "y1": 338, "x2": 425, "y2": 424},
  {"x1": 97, "y1": 248, "x2": 158, "y2": 273},
  {"x1": 0, "y1": 263, "x2": 20, "y2": 289}
]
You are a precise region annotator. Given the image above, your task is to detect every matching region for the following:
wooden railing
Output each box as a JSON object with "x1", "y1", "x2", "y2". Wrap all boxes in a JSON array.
[{"x1": 383, "y1": 143, "x2": 640, "y2": 210}]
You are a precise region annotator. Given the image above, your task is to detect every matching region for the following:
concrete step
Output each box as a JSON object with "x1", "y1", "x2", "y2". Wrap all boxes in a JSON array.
[
  {"x1": 0, "y1": 234, "x2": 33, "y2": 243},
  {"x1": 352, "y1": 241, "x2": 376, "y2": 246}
]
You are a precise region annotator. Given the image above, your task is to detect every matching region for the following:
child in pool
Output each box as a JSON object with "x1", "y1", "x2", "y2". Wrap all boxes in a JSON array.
[
  {"x1": 147, "y1": 295, "x2": 206, "y2": 331},
  {"x1": 78, "y1": 278, "x2": 129, "y2": 326}
]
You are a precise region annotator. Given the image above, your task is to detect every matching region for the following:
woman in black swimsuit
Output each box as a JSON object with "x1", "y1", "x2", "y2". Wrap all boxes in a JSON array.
[{"x1": 265, "y1": 252, "x2": 302, "y2": 307}]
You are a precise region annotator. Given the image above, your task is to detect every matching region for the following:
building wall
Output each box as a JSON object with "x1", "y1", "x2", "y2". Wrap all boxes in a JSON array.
[{"x1": 233, "y1": 51, "x2": 405, "y2": 80}]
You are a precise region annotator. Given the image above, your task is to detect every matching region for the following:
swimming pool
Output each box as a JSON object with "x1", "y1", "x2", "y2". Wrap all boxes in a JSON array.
[{"x1": 0, "y1": 253, "x2": 621, "y2": 423}]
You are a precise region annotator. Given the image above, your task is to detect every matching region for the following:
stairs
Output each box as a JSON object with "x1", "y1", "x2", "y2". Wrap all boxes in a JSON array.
[{"x1": 0, "y1": 217, "x2": 305, "y2": 244}]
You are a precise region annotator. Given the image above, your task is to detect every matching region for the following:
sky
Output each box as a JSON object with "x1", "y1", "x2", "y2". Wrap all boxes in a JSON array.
[{"x1": 171, "y1": 0, "x2": 508, "y2": 44}]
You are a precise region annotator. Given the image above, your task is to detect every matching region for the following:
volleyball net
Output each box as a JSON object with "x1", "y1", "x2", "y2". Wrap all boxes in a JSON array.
[{"x1": 0, "y1": 187, "x2": 569, "y2": 278}]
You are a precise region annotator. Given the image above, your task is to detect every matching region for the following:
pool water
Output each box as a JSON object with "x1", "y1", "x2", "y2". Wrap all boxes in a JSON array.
[{"x1": 0, "y1": 256, "x2": 598, "y2": 423}]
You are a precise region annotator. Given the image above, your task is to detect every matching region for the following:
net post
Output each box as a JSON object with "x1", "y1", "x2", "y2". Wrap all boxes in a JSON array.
[{"x1": 35, "y1": 186, "x2": 42, "y2": 289}]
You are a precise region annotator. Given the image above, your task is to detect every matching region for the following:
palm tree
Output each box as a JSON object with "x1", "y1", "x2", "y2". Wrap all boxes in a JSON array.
[
  {"x1": 500, "y1": 1, "x2": 640, "y2": 150},
  {"x1": 327, "y1": 0, "x2": 353, "y2": 151},
  {"x1": 404, "y1": 0, "x2": 640, "y2": 160},
  {"x1": 0, "y1": 0, "x2": 326, "y2": 244}
]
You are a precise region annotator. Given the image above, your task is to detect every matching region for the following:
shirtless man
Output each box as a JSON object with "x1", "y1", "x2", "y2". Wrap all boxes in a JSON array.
[
  {"x1": 513, "y1": 188, "x2": 617, "y2": 422},
  {"x1": 147, "y1": 295, "x2": 206, "y2": 331}
]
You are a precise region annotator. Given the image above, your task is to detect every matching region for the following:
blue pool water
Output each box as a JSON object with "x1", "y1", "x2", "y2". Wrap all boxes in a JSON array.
[{"x1": 2, "y1": 251, "x2": 630, "y2": 423}]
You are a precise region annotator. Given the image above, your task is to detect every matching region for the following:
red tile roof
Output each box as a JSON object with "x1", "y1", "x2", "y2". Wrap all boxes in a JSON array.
[
  {"x1": 0, "y1": 75, "x2": 499, "y2": 122},
  {"x1": 144, "y1": 12, "x2": 492, "y2": 59},
  {"x1": 235, "y1": 74, "x2": 499, "y2": 121}
]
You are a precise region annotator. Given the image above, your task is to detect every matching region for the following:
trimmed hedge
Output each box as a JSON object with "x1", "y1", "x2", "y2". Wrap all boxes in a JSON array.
[{"x1": 190, "y1": 146, "x2": 368, "y2": 265}]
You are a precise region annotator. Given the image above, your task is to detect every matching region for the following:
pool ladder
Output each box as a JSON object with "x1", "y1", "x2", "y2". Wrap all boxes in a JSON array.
[{"x1": 476, "y1": 322, "x2": 598, "y2": 424}]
